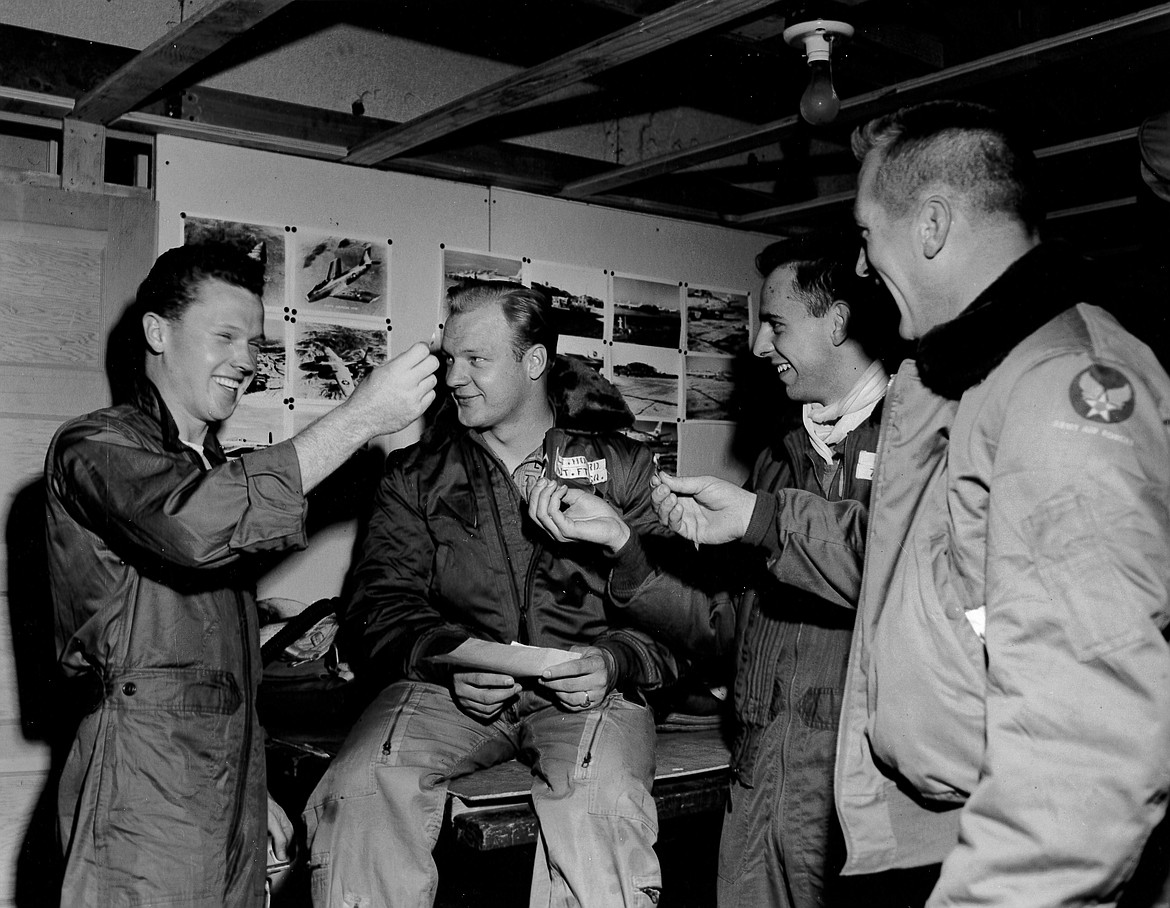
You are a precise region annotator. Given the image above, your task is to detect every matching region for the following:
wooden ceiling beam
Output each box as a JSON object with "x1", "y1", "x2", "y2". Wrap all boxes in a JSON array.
[
  {"x1": 562, "y1": 2, "x2": 1170, "y2": 198},
  {"x1": 70, "y1": 0, "x2": 297, "y2": 125},
  {"x1": 341, "y1": 0, "x2": 784, "y2": 166},
  {"x1": 726, "y1": 126, "x2": 1142, "y2": 227}
]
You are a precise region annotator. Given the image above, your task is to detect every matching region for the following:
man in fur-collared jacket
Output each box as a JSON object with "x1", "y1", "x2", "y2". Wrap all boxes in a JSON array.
[
  {"x1": 304, "y1": 283, "x2": 690, "y2": 908},
  {"x1": 835, "y1": 101, "x2": 1170, "y2": 906}
]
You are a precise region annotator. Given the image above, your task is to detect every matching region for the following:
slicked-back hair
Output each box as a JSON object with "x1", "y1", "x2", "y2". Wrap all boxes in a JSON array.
[
  {"x1": 852, "y1": 100, "x2": 1043, "y2": 232},
  {"x1": 446, "y1": 282, "x2": 558, "y2": 361},
  {"x1": 757, "y1": 228, "x2": 900, "y2": 360},
  {"x1": 136, "y1": 242, "x2": 265, "y2": 323}
]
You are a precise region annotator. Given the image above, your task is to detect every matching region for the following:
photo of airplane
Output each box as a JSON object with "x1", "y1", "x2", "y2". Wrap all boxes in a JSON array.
[
  {"x1": 299, "y1": 345, "x2": 362, "y2": 399},
  {"x1": 305, "y1": 245, "x2": 380, "y2": 303}
]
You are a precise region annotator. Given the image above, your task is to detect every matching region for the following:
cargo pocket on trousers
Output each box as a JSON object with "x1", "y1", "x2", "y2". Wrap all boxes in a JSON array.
[{"x1": 579, "y1": 696, "x2": 657, "y2": 831}]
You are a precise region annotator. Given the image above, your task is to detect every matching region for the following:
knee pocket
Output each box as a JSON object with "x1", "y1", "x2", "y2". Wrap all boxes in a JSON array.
[{"x1": 573, "y1": 697, "x2": 657, "y2": 829}]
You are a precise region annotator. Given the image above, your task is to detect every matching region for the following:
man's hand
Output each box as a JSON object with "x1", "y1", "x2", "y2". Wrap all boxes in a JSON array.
[
  {"x1": 348, "y1": 341, "x2": 439, "y2": 437},
  {"x1": 267, "y1": 792, "x2": 294, "y2": 863},
  {"x1": 539, "y1": 646, "x2": 613, "y2": 711},
  {"x1": 649, "y1": 471, "x2": 755, "y2": 545},
  {"x1": 527, "y1": 478, "x2": 631, "y2": 555},
  {"x1": 452, "y1": 671, "x2": 522, "y2": 721}
]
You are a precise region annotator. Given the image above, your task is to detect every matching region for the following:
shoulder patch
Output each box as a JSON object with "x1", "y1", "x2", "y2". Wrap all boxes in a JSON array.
[{"x1": 1069, "y1": 364, "x2": 1135, "y2": 423}]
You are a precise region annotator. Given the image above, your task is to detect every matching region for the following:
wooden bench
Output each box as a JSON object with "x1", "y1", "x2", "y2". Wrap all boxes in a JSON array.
[
  {"x1": 445, "y1": 726, "x2": 731, "y2": 851},
  {"x1": 267, "y1": 725, "x2": 731, "y2": 853}
]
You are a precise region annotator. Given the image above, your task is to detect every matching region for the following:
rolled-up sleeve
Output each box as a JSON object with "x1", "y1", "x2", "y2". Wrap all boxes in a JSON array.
[{"x1": 52, "y1": 421, "x2": 307, "y2": 569}]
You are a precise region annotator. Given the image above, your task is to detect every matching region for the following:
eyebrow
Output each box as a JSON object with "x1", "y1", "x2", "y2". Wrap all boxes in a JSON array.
[{"x1": 442, "y1": 342, "x2": 486, "y2": 357}]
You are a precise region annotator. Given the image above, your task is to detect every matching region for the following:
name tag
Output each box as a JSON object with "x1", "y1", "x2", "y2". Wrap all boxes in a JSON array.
[
  {"x1": 855, "y1": 451, "x2": 876, "y2": 481},
  {"x1": 555, "y1": 452, "x2": 609, "y2": 485}
]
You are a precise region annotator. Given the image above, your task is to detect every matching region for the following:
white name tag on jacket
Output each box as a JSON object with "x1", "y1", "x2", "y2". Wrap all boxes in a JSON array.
[
  {"x1": 555, "y1": 452, "x2": 609, "y2": 485},
  {"x1": 855, "y1": 451, "x2": 876, "y2": 480}
]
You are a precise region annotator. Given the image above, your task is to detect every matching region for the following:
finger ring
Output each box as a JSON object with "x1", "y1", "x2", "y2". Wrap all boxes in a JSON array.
[{"x1": 582, "y1": 693, "x2": 592, "y2": 709}]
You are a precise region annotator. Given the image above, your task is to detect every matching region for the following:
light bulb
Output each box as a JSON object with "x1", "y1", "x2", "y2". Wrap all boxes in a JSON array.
[{"x1": 800, "y1": 58, "x2": 840, "y2": 125}]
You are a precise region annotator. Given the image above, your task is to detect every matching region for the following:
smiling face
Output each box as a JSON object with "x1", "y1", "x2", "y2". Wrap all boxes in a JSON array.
[
  {"x1": 854, "y1": 157, "x2": 925, "y2": 340},
  {"x1": 752, "y1": 265, "x2": 844, "y2": 405},
  {"x1": 441, "y1": 301, "x2": 541, "y2": 434},
  {"x1": 144, "y1": 277, "x2": 264, "y2": 443}
]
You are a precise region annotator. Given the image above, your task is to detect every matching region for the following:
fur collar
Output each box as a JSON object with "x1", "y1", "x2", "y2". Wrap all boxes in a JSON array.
[
  {"x1": 546, "y1": 354, "x2": 635, "y2": 432},
  {"x1": 916, "y1": 242, "x2": 1098, "y2": 400}
]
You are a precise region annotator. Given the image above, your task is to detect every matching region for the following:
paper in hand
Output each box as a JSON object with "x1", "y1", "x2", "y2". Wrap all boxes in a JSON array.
[{"x1": 429, "y1": 639, "x2": 581, "y2": 678}]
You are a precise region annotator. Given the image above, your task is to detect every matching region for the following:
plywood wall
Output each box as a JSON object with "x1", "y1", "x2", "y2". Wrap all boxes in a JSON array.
[{"x1": 0, "y1": 185, "x2": 157, "y2": 906}]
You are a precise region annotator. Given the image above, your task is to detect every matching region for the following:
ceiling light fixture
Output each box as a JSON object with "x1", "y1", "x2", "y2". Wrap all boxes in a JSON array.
[{"x1": 783, "y1": 19, "x2": 853, "y2": 126}]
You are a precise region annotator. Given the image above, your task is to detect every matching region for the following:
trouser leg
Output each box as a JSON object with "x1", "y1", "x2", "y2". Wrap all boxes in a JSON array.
[
  {"x1": 525, "y1": 692, "x2": 660, "y2": 908},
  {"x1": 718, "y1": 705, "x2": 840, "y2": 908},
  {"x1": 303, "y1": 681, "x2": 516, "y2": 908},
  {"x1": 717, "y1": 776, "x2": 793, "y2": 908}
]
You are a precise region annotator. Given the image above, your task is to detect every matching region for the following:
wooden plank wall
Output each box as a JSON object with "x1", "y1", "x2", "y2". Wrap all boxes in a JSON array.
[{"x1": 0, "y1": 185, "x2": 157, "y2": 906}]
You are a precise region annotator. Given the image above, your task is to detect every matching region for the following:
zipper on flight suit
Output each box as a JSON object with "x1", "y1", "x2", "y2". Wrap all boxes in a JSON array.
[
  {"x1": 519, "y1": 544, "x2": 544, "y2": 646},
  {"x1": 480, "y1": 461, "x2": 533, "y2": 644}
]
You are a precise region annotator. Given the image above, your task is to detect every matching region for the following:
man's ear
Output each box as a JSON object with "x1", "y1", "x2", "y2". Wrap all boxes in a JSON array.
[
  {"x1": 919, "y1": 195, "x2": 951, "y2": 260},
  {"x1": 829, "y1": 300, "x2": 851, "y2": 346},
  {"x1": 526, "y1": 343, "x2": 549, "y2": 380},
  {"x1": 142, "y1": 312, "x2": 168, "y2": 355}
]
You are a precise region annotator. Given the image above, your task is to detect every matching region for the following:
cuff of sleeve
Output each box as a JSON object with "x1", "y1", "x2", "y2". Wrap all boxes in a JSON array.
[
  {"x1": 608, "y1": 533, "x2": 654, "y2": 600},
  {"x1": 593, "y1": 639, "x2": 637, "y2": 693},
  {"x1": 409, "y1": 628, "x2": 471, "y2": 683},
  {"x1": 742, "y1": 491, "x2": 779, "y2": 548},
  {"x1": 236, "y1": 440, "x2": 309, "y2": 549}
]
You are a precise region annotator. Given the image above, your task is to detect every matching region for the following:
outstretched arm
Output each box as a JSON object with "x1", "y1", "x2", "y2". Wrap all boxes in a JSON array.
[{"x1": 652, "y1": 469, "x2": 868, "y2": 610}]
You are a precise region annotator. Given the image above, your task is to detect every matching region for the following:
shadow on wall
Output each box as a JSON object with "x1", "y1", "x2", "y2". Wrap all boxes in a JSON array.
[
  {"x1": 6, "y1": 479, "x2": 68, "y2": 908},
  {"x1": 1, "y1": 298, "x2": 144, "y2": 907}
]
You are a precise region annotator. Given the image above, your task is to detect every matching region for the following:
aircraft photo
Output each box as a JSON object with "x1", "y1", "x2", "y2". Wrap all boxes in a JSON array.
[{"x1": 306, "y1": 245, "x2": 380, "y2": 303}]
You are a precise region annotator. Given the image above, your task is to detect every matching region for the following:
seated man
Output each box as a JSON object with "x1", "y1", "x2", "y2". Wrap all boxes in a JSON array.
[
  {"x1": 529, "y1": 228, "x2": 916, "y2": 908},
  {"x1": 304, "y1": 282, "x2": 694, "y2": 908}
]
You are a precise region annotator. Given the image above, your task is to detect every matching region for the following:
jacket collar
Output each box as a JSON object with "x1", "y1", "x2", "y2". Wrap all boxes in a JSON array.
[
  {"x1": 130, "y1": 376, "x2": 227, "y2": 465},
  {"x1": 915, "y1": 242, "x2": 1097, "y2": 400}
]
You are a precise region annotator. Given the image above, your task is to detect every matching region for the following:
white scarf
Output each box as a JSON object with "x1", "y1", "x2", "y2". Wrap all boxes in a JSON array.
[{"x1": 802, "y1": 360, "x2": 889, "y2": 466}]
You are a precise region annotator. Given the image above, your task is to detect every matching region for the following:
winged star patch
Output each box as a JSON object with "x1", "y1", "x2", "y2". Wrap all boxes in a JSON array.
[{"x1": 1069, "y1": 364, "x2": 1135, "y2": 423}]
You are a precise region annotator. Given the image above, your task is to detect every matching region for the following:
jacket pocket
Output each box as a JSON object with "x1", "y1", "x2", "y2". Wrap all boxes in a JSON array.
[
  {"x1": 796, "y1": 686, "x2": 843, "y2": 731},
  {"x1": 94, "y1": 670, "x2": 246, "y2": 902},
  {"x1": 869, "y1": 526, "x2": 985, "y2": 802},
  {"x1": 1024, "y1": 491, "x2": 1142, "y2": 661}
]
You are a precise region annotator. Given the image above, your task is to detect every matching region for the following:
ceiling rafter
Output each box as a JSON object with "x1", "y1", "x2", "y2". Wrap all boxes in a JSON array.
[
  {"x1": 70, "y1": 0, "x2": 297, "y2": 125},
  {"x1": 725, "y1": 126, "x2": 1142, "y2": 227},
  {"x1": 341, "y1": 0, "x2": 784, "y2": 166},
  {"x1": 562, "y1": 2, "x2": 1170, "y2": 199}
]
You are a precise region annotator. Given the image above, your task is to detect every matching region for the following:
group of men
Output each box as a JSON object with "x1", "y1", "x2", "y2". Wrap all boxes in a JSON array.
[{"x1": 45, "y1": 98, "x2": 1170, "y2": 908}]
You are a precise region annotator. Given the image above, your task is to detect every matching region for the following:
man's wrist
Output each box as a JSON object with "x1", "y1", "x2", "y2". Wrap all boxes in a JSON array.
[
  {"x1": 604, "y1": 521, "x2": 632, "y2": 556},
  {"x1": 593, "y1": 641, "x2": 631, "y2": 694}
]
